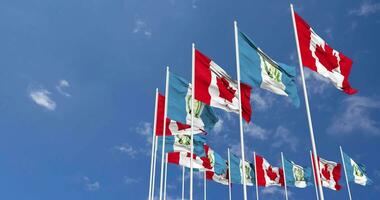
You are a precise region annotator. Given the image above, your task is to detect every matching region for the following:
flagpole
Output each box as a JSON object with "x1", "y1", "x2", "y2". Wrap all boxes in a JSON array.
[
  {"x1": 159, "y1": 67, "x2": 170, "y2": 200},
  {"x1": 149, "y1": 89, "x2": 159, "y2": 200},
  {"x1": 204, "y1": 171, "x2": 207, "y2": 200},
  {"x1": 281, "y1": 152, "x2": 289, "y2": 200},
  {"x1": 182, "y1": 166, "x2": 185, "y2": 200},
  {"x1": 253, "y1": 151, "x2": 259, "y2": 200},
  {"x1": 234, "y1": 20, "x2": 248, "y2": 200},
  {"x1": 152, "y1": 135, "x2": 159, "y2": 200},
  {"x1": 290, "y1": 4, "x2": 324, "y2": 200},
  {"x1": 227, "y1": 148, "x2": 232, "y2": 200},
  {"x1": 164, "y1": 154, "x2": 168, "y2": 200},
  {"x1": 340, "y1": 146, "x2": 353, "y2": 200},
  {"x1": 310, "y1": 151, "x2": 320, "y2": 200},
  {"x1": 190, "y1": 43, "x2": 195, "y2": 200}
]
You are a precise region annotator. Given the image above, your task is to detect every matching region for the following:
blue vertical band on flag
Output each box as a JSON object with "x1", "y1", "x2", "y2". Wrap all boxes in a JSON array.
[
  {"x1": 284, "y1": 158, "x2": 312, "y2": 188},
  {"x1": 342, "y1": 151, "x2": 373, "y2": 186}
]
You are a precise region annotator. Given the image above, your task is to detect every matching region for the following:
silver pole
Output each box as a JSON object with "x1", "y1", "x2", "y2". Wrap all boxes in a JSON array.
[
  {"x1": 228, "y1": 148, "x2": 232, "y2": 200},
  {"x1": 149, "y1": 89, "x2": 159, "y2": 200},
  {"x1": 310, "y1": 151, "x2": 320, "y2": 200},
  {"x1": 281, "y1": 152, "x2": 289, "y2": 200},
  {"x1": 340, "y1": 146, "x2": 353, "y2": 200}
]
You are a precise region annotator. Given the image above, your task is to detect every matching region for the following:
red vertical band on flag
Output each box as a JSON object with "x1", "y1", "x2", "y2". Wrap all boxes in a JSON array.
[
  {"x1": 332, "y1": 164, "x2": 342, "y2": 190},
  {"x1": 167, "y1": 152, "x2": 180, "y2": 165},
  {"x1": 155, "y1": 93, "x2": 165, "y2": 136},
  {"x1": 255, "y1": 154, "x2": 266, "y2": 186},
  {"x1": 240, "y1": 83, "x2": 252, "y2": 122},
  {"x1": 195, "y1": 49, "x2": 212, "y2": 105}
]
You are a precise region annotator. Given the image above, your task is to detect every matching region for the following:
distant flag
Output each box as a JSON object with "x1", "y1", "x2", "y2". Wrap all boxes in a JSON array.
[
  {"x1": 316, "y1": 157, "x2": 342, "y2": 191},
  {"x1": 342, "y1": 151, "x2": 373, "y2": 186},
  {"x1": 284, "y1": 158, "x2": 313, "y2": 188},
  {"x1": 230, "y1": 153, "x2": 255, "y2": 186},
  {"x1": 255, "y1": 154, "x2": 284, "y2": 187},
  {"x1": 194, "y1": 49, "x2": 252, "y2": 122},
  {"x1": 206, "y1": 170, "x2": 229, "y2": 186},
  {"x1": 157, "y1": 134, "x2": 206, "y2": 157},
  {"x1": 167, "y1": 73, "x2": 219, "y2": 133},
  {"x1": 167, "y1": 151, "x2": 208, "y2": 170},
  {"x1": 238, "y1": 31, "x2": 300, "y2": 107},
  {"x1": 293, "y1": 12, "x2": 357, "y2": 94},
  {"x1": 155, "y1": 93, "x2": 203, "y2": 136}
]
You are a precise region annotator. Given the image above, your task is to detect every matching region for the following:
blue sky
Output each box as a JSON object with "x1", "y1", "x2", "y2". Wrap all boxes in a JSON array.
[{"x1": 0, "y1": 0, "x2": 379, "y2": 199}]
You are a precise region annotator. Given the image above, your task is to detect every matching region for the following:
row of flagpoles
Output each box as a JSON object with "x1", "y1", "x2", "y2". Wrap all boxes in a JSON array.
[{"x1": 146, "y1": 4, "x2": 370, "y2": 200}]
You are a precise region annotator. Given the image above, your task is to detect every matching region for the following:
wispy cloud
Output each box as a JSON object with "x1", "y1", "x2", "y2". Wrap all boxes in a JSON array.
[
  {"x1": 114, "y1": 143, "x2": 138, "y2": 158},
  {"x1": 261, "y1": 186, "x2": 292, "y2": 197},
  {"x1": 349, "y1": 1, "x2": 380, "y2": 16},
  {"x1": 251, "y1": 91, "x2": 275, "y2": 111},
  {"x1": 191, "y1": 0, "x2": 198, "y2": 9},
  {"x1": 132, "y1": 19, "x2": 152, "y2": 37},
  {"x1": 244, "y1": 122, "x2": 269, "y2": 140},
  {"x1": 56, "y1": 79, "x2": 71, "y2": 97},
  {"x1": 271, "y1": 126, "x2": 299, "y2": 152},
  {"x1": 213, "y1": 119, "x2": 224, "y2": 135},
  {"x1": 328, "y1": 96, "x2": 380, "y2": 136},
  {"x1": 29, "y1": 88, "x2": 56, "y2": 111},
  {"x1": 83, "y1": 176, "x2": 100, "y2": 191},
  {"x1": 136, "y1": 122, "x2": 153, "y2": 143},
  {"x1": 301, "y1": 69, "x2": 330, "y2": 95},
  {"x1": 124, "y1": 177, "x2": 141, "y2": 184}
]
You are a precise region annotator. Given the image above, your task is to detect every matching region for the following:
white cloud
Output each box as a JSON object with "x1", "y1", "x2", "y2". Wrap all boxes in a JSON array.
[
  {"x1": 114, "y1": 143, "x2": 138, "y2": 158},
  {"x1": 124, "y1": 177, "x2": 141, "y2": 184},
  {"x1": 328, "y1": 96, "x2": 380, "y2": 135},
  {"x1": 83, "y1": 176, "x2": 100, "y2": 191},
  {"x1": 56, "y1": 79, "x2": 71, "y2": 97},
  {"x1": 301, "y1": 69, "x2": 330, "y2": 95},
  {"x1": 133, "y1": 19, "x2": 152, "y2": 37},
  {"x1": 136, "y1": 122, "x2": 153, "y2": 143},
  {"x1": 271, "y1": 126, "x2": 299, "y2": 152},
  {"x1": 29, "y1": 88, "x2": 56, "y2": 111},
  {"x1": 244, "y1": 122, "x2": 269, "y2": 140},
  {"x1": 261, "y1": 186, "x2": 292, "y2": 197},
  {"x1": 251, "y1": 91, "x2": 275, "y2": 111},
  {"x1": 350, "y1": 1, "x2": 380, "y2": 16}
]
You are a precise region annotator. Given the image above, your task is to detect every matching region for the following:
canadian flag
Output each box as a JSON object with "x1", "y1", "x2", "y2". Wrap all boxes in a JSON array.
[
  {"x1": 255, "y1": 154, "x2": 284, "y2": 187},
  {"x1": 294, "y1": 11, "x2": 357, "y2": 95},
  {"x1": 194, "y1": 49, "x2": 252, "y2": 122},
  {"x1": 155, "y1": 93, "x2": 203, "y2": 136},
  {"x1": 318, "y1": 157, "x2": 342, "y2": 191},
  {"x1": 167, "y1": 151, "x2": 209, "y2": 170}
]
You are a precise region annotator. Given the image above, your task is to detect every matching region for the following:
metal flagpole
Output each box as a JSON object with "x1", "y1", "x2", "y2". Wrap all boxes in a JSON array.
[
  {"x1": 149, "y1": 89, "x2": 159, "y2": 200},
  {"x1": 204, "y1": 171, "x2": 207, "y2": 200},
  {"x1": 290, "y1": 4, "x2": 325, "y2": 200},
  {"x1": 310, "y1": 151, "x2": 320, "y2": 200},
  {"x1": 152, "y1": 135, "x2": 159, "y2": 200},
  {"x1": 164, "y1": 154, "x2": 168, "y2": 200},
  {"x1": 159, "y1": 67, "x2": 170, "y2": 200},
  {"x1": 253, "y1": 151, "x2": 259, "y2": 200},
  {"x1": 190, "y1": 43, "x2": 195, "y2": 200},
  {"x1": 182, "y1": 166, "x2": 185, "y2": 200},
  {"x1": 281, "y1": 152, "x2": 289, "y2": 200},
  {"x1": 233, "y1": 20, "x2": 248, "y2": 200},
  {"x1": 228, "y1": 148, "x2": 232, "y2": 200},
  {"x1": 340, "y1": 146, "x2": 353, "y2": 200}
]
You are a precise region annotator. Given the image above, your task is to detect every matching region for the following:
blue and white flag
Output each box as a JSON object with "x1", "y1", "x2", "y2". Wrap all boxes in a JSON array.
[
  {"x1": 230, "y1": 153, "x2": 255, "y2": 186},
  {"x1": 238, "y1": 31, "x2": 300, "y2": 107},
  {"x1": 342, "y1": 151, "x2": 373, "y2": 186},
  {"x1": 284, "y1": 158, "x2": 312, "y2": 188},
  {"x1": 157, "y1": 134, "x2": 206, "y2": 157},
  {"x1": 167, "y1": 73, "x2": 219, "y2": 133}
]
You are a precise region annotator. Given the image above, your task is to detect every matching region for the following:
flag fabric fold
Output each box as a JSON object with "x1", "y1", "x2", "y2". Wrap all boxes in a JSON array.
[
  {"x1": 206, "y1": 170, "x2": 229, "y2": 186},
  {"x1": 167, "y1": 73, "x2": 219, "y2": 133},
  {"x1": 157, "y1": 134, "x2": 206, "y2": 157},
  {"x1": 238, "y1": 31, "x2": 300, "y2": 107},
  {"x1": 284, "y1": 158, "x2": 312, "y2": 188},
  {"x1": 167, "y1": 151, "x2": 208, "y2": 170},
  {"x1": 230, "y1": 153, "x2": 255, "y2": 186},
  {"x1": 294, "y1": 12, "x2": 357, "y2": 95},
  {"x1": 201, "y1": 144, "x2": 228, "y2": 176},
  {"x1": 194, "y1": 49, "x2": 252, "y2": 122},
  {"x1": 255, "y1": 154, "x2": 284, "y2": 187},
  {"x1": 342, "y1": 151, "x2": 372, "y2": 186},
  {"x1": 317, "y1": 157, "x2": 342, "y2": 191}
]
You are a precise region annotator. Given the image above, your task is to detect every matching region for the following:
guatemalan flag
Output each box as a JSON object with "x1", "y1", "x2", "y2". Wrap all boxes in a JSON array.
[
  {"x1": 294, "y1": 12, "x2": 357, "y2": 94},
  {"x1": 194, "y1": 49, "x2": 252, "y2": 122},
  {"x1": 206, "y1": 170, "x2": 229, "y2": 186},
  {"x1": 255, "y1": 154, "x2": 284, "y2": 187},
  {"x1": 315, "y1": 157, "x2": 342, "y2": 191},
  {"x1": 168, "y1": 73, "x2": 219, "y2": 133},
  {"x1": 157, "y1": 134, "x2": 206, "y2": 157},
  {"x1": 155, "y1": 93, "x2": 203, "y2": 136},
  {"x1": 238, "y1": 31, "x2": 300, "y2": 107},
  {"x1": 284, "y1": 158, "x2": 312, "y2": 188},
  {"x1": 201, "y1": 144, "x2": 228, "y2": 176},
  {"x1": 230, "y1": 153, "x2": 255, "y2": 186},
  {"x1": 342, "y1": 151, "x2": 372, "y2": 186}
]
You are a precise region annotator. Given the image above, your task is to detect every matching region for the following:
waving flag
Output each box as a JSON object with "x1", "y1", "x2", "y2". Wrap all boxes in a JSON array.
[
  {"x1": 230, "y1": 153, "x2": 255, "y2": 186},
  {"x1": 238, "y1": 31, "x2": 300, "y2": 107},
  {"x1": 284, "y1": 159, "x2": 312, "y2": 188},
  {"x1": 342, "y1": 151, "x2": 372, "y2": 186},
  {"x1": 318, "y1": 157, "x2": 342, "y2": 190},
  {"x1": 157, "y1": 134, "x2": 206, "y2": 157},
  {"x1": 201, "y1": 145, "x2": 228, "y2": 175},
  {"x1": 167, "y1": 151, "x2": 208, "y2": 170},
  {"x1": 206, "y1": 171, "x2": 229, "y2": 186},
  {"x1": 155, "y1": 93, "x2": 203, "y2": 136},
  {"x1": 294, "y1": 12, "x2": 357, "y2": 94},
  {"x1": 255, "y1": 154, "x2": 284, "y2": 187},
  {"x1": 194, "y1": 49, "x2": 252, "y2": 122},
  {"x1": 167, "y1": 73, "x2": 219, "y2": 133}
]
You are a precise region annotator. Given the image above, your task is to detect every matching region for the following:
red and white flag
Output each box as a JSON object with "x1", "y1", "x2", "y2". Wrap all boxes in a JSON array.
[
  {"x1": 206, "y1": 171, "x2": 229, "y2": 185},
  {"x1": 194, "y1": 49, "x2": 252, "y2": 122},
  {"x1": 294, "y1": 12, "x2": 357, "y2": 95},
  {"x1": 255, "y1": 154, "x2": 284, "y2": 187},
  {"x1": 318, "y1": 157, "x2": 342, "y2": 191},
  {"x1": 155, "y1": 93, "x2": 203, "y2": 136},
  {"x1": 167, "y1": 151, "x2": 209, "y2": 170}
]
